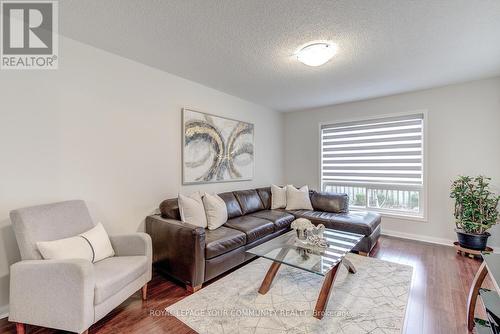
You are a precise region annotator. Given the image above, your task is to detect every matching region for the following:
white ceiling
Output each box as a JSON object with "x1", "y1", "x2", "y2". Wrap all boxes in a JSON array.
[{"x1": 60, "y1": 0, "x2": 500, "y2": 112}]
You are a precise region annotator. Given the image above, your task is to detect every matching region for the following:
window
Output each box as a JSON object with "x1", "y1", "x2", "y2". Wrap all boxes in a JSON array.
[{"x1": 320, "y1": 113, "x2": 425, "y2": 217}]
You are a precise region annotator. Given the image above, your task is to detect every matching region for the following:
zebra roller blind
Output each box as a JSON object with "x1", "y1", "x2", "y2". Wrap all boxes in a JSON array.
[{"x1": 321, "y1": 114, "x2": 424, "y2": 189}]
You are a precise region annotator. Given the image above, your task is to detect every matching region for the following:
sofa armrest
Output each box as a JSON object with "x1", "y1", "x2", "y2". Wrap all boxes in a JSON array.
[
  {"x1": 9, "y1": 259, "x2": 94, "y2": 333},
  {"x1": 110, "y1": 233, "x2": 153, "y2": 280},
  {"x1": 310, "y1": 191, "x2": 349, "y2": 213},
  {"x1": 110, "y1": 233, "x2": 152, "y2": 257},
  {"x1": 145, "y1": 215, "x2": 206, "y2": 287}
]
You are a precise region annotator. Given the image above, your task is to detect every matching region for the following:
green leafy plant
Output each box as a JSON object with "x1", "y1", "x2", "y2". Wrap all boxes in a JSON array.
[{"x1": 450, "y1": 176, "x2": 500, "y2": 234}]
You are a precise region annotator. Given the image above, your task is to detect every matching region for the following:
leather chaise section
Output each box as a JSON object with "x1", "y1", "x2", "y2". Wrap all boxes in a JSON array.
[
  {"x1": 233, "y1": 189, "x2": 265, "y2": 214},
  {"x1": 249, "y1": 210, "x2": 294, "y2": 230},
  {"x1": 224, "y1": 216, "x2": 275, "y2": 243},
  {"x1": 204, "y1": 226, "x2": 246, "y2": 259},
  {"x1": 353, "y1": 224, "x2": 381, "y2": 253},
  {"x1": 288, "y1": 210, "x2": 381, "y2": 236}
]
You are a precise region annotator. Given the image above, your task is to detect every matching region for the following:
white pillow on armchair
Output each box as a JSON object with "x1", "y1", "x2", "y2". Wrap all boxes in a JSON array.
[{"x1": 37, "y1": 222, "x2": 115, "y2": 263}]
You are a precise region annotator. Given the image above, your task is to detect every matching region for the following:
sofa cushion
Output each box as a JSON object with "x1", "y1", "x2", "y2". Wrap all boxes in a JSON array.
[
  {"x1": 94, "y1": 255, "x2": 148, "y2": 304},
  {"x1": 218, "y1": 192, "x2": 243, "y2": 218},
  {"x1": 287, "y1": 210, "x2": 381, "y2": 236},
  {"x1": 205, "y1": 226, "x2": 246, "y2": 259},
  {"x1": 310, "y1": 191, "x2": 349, "y2": 213},
  {"x1": 249, "y1": 210, "x2": 294, "y2": 230},
  {"x1": 233, "y1": 189, "x2": 265, "y2": 215},
  {"x1": 256, "y1": 187, "x2": 272, "y2": 210},
  {"x1": 224, "y1": 216, "x2": 275, "y2": 243}
]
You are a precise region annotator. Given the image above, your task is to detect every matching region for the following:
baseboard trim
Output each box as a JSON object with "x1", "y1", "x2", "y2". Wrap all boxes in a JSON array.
[
  {"x1": 381, "y1": 229, "x2": 500, "y2": 253},
  {"x1": 0, "y1": 304, "x2": 8, "y2": 320},
  {"x1": 382, "y1": 229, "x2": 455, "y2": 246}
]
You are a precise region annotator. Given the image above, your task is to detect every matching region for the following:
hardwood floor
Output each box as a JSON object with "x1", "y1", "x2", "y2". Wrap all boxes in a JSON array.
[{"x1": 0, "y1": 235, "x2": 492, "y2": 334}]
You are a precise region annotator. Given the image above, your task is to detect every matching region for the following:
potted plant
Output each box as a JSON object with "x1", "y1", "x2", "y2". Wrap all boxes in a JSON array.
[{"x1": 450, "y1": 176, "x2": 500, "y2": 250}]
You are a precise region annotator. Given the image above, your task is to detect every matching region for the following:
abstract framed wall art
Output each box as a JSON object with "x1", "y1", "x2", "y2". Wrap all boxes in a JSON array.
[{"x1": 182, "y1": 108, "x2": 254, "y2": 184}]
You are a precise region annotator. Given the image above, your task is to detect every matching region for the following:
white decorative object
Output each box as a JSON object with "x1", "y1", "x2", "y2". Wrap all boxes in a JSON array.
[
  {"x1": 37, "y1": 222, "x2": 115, "y2": 263},
  {"x1": 310, "y1": 224, "x2": 325, "y2": 239},
  {"x1": 271, "y1": 184, "x2": 287, "y2": 209},
  {"x1": 306, "y1": 224, "x2": 327, "y2": 247},
  {"x1": 179, "y1": 191, "x2": 208, "y2": 228},
  {"x1": 291, "y1": 221, "x2": 327, "y2": 247},
  {"x1": 183, "y1": 108, "x2": 254, "y2": 184},
  {"x1": 203, "y1": 193, "x2": 228, "y2": 230},
  {"x1": 306, "y1": 234, "x2": 328, "y2": 248},
  {"x1": 285, "y1": 185, "x2": 313, "y2": 210},
  {"x1": 291, "y1": 218, "x2": 315, "y2": 240},
  {"x1": 291, "y1": 218, "x2": 315, "y2": 230}
]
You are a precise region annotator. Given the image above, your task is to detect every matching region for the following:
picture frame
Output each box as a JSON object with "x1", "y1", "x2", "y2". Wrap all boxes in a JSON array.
[{"x1": 182, "y1": 108, "x2": 255, "y2": 184}]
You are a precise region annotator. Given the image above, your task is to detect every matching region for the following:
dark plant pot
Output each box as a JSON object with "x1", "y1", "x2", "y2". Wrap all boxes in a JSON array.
[{"x1": 455, "y1": 229, "x2": 491, "y2": 251}]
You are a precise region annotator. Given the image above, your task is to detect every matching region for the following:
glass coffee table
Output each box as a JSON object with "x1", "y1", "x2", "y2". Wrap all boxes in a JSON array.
[{"x1": 247, "y1": 228, "x2": 364, "y2": 319}]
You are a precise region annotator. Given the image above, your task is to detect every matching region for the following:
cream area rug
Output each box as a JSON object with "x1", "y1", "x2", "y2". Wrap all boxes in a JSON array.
[{"x1": 166, "y1": 254, "x2": 413, "y2": 334}]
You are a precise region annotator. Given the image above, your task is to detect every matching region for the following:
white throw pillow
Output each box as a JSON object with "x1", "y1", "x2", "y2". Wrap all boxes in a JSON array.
[
  {"x1": 37, "y1": 236, "x2": 93, "y2": 262},
  {"x1": 271, "y1": 184, "x2": 287, "y2": 209},
  {"x1": 203, "y1": 193, "x2": 228, "y2": 230},
  {"x1": 178, "y1": 191, "x2": 208, "y2": 228},
  {"x1": 80, "y1": 223, "x2": 115, "y2": 262},
  {"x1": 286, "y1": 185, "x2": 313, "y2": 210},
  {"x1": 37, "y1": 222, "x2": 115, "y2": 263}
]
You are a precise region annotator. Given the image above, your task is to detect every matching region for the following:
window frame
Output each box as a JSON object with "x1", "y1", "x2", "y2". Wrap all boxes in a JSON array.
[{"x1": 318, "y1": 110, "x2": 428, "y2": 222}]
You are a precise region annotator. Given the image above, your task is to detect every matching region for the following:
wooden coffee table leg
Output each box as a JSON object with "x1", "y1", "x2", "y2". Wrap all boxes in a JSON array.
[
  {"x1": 258, "y1": 246, "x2": 291, "y2": 295},
  {"x1": 342, "y1": 258, "x2": 356, "y2": 274},
  {"x1": 467, "y1": 261, "x2": 488, "y2": 331},
  {"x1": 314, "y1": 264, "x2": 340, "y2": 320},
  {"x1": 258, "y1": 261, "x2": 282, "y2": 294}
]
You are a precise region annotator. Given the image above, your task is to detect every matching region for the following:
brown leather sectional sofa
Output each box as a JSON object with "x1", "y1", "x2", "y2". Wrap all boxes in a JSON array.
[{"x1": 145, "y1": 186, "x2": 381, "y2": 291}]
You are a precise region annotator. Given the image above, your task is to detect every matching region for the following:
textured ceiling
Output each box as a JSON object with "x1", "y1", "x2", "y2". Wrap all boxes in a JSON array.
[{"x1": 60, "y1": 0, "x2": 500, "y2": 112}]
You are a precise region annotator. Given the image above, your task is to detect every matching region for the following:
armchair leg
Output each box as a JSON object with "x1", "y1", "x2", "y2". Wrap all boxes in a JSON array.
[
  {"x1": 141, "y1": 284, "x2": 148, "y2": 301},
  {"x1": 15, "y1": 323, "x2": 25, "y2": 334}
]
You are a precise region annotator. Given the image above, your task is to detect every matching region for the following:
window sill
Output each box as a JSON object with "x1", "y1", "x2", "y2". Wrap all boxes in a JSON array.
[{"x1": 351, "y1": 209, "x2": 428, "y2": 223}]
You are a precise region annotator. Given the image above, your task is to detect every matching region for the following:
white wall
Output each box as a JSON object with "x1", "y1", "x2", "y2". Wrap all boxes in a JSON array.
[
  {"x1": 284, "y1": 77, "x2": 500, "y2": 246},
  {"x1": 0, "y1": 37, "x2": 284, "y2": 314}
]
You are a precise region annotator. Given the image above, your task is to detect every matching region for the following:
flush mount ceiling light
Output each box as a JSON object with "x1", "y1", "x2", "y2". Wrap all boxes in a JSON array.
[{"x1": 296, "y1": 42, "x2": 338, "y2": 67}]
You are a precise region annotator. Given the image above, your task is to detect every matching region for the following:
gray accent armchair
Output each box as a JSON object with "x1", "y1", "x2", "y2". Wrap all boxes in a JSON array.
[{"x1": 8, "y1": 200, "x2": 152, "y2": 334}]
